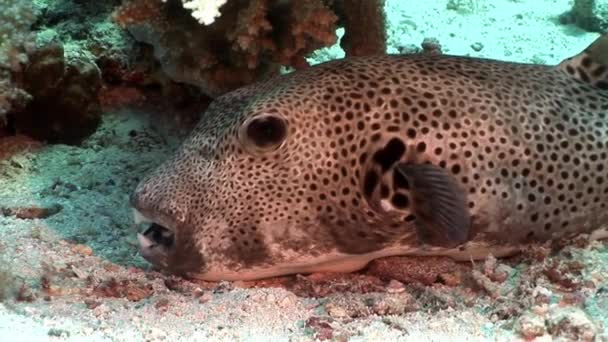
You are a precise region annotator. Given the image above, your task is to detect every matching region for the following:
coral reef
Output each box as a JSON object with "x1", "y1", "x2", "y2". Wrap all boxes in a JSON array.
[
  {"x1": 0, "y1": 0, "x2": 139, "y2": 143},
  {"x1": 560, "y1": 0, "x2": 608, "y2": 33},
  {"x1": 0, "y1": 71, "x2": 31, "y2": 136},
  {"x1": 334, "y1": 0, "x2": 387, "y2": 56},
  {"x1": 168, "y1": 0, "x2": 229, "y2": 25},
  {"x1": 0, "y1": 0, "x2": 36, "y2": 133},
  {"x1": 33, "y1": 0, "x2": 131, "y2": 61},
  {"x1": 1, "y1": 0, "x2": 199, "y2": 144},
  {"x1": 2, "y1": 0, "x2": 389, "y2": 142},
  {"x1": 113, "y1": 0, "x2": 340, "y2": 97},
  {"x1": 12, "y1": 43, "x2": 102, "y2": 145}
]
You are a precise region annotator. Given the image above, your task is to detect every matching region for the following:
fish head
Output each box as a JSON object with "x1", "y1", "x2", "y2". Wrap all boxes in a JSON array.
[{"x1": 129, "y1": 63, "x2": 374, "y2": 276}]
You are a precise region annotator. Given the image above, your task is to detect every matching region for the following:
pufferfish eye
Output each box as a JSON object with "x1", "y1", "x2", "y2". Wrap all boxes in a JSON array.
[{"x1": 239, "y1": 113, "x2": 288, "y2": 153}]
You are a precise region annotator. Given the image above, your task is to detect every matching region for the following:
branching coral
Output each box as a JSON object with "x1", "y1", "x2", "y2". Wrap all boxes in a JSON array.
[
  {"x1": 334, "y1": 0, "x2": 387, "y2": 57},
  {"x1": 113, "y1": 0, "x2": 339, "y2": 97},
  {"x1": 165, "y1": 0, "x2": 229, "y2": 25}
]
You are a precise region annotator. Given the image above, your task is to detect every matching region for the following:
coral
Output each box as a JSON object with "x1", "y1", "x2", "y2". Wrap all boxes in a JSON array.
[
  {"x1": 516, "y1": 306, "x2": 601, "y2": 341},
  {"x1": 113, "y1": 0, "x2": 339, "y2": 97},
  {"x1": 2, "y1": 0, "x2": 140, "y2": 142},
  {"x1": 560, "y1": 0, "x2": 608, "y2": 33},
  {"x1": 0, "y1": 0, "x2": 36, "y2": 71},
  {"x1": 32, "y1": 0, "x2": 142, "y2": 95},
  {"x1": 0, "y1": 0, "x2": 36, "y2": 130},
  {"x1": 14, "y1": 43, "x2": 103, "y2": 145},
  {"x1": 166, "y1": 0, "x2": 229, "y2": 25},
  {"x1": 0, "y1": 71, "x2": 31, "y2": 131},
  {"x1": 334, "y1": 0, "x2": 387, "y2": 57},
  {"x1": 33, "y1": 0, "x2": 131, "y2": 59},
  {"x1": 446, "y1": 0, "x2": 480, "y2": 14}
]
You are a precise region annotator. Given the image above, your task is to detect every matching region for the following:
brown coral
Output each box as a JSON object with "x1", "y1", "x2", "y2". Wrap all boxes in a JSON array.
[
  {"x1": 113, "y1": 0, "x2": 339, "y2": 97},
  {"x1": 0, "y1": 71, "x2": 32, "y2": 135},
  {"x1": 334, "y1": 0, "x2": 387, "y2": 57},
  {"x1": 268, "y1": 0, "x2": 339, "y2": 68},
  {"x1": 13, "y1": 43, "x2": 103, "y2": 145}
]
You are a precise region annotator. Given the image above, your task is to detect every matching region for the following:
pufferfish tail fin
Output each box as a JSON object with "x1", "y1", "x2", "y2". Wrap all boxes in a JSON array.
[{"x1": 557, "y1": 34, "x2": 608, "y2": 89}]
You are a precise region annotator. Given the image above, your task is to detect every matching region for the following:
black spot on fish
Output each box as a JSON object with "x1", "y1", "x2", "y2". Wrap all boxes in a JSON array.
[
  {"x1": 373, "y1": 138, "x2": 406, "y2": 172},
  {"x1": 364, "y1": 170, "x2": 379, "y2": 197}
]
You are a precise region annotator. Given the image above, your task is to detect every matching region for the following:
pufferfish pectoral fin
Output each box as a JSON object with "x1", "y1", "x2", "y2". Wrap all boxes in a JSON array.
[{"x1": 396, "y1": 162, "x2": 471, "y2": 248}]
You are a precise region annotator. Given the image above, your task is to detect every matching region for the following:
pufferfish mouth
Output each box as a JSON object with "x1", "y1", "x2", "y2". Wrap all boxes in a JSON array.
[
  {"x1": 138, "y1": 223, "x2": 175, "y2": 248},
  {"x1": 132, "y1": 208, "x2": 175, "y2": 268}
]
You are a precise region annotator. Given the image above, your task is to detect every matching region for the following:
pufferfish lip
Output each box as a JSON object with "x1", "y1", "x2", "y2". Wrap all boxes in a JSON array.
[
  {"x1": 131, "y1": 208, "x2": 177, "y2": 233},
  {"x1": 139, "y1": 223, "x2": 175, "y2": 247},
  {"x1": 132, "y1": 208, "x2": 176, "y2": 250},
  {"x1": 132, "y1": 208, "x2": 175, "y2": 268},
  {"x1": 132, "y1": 208, "x2": 175, "y2": 245}
]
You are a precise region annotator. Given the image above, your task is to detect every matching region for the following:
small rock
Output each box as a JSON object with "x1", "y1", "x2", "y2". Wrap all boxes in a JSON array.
[
  {"x1": 147, "y1": 327, "x2": 167, "y2": 340},
  {"x1": 103, "y1": 263, "x2": 121, "y2": 273},
  {"x1": 125, "y1": 284, "x2": 153, "y2": 302},
  {"x1": 304, "y1": 316, "x2": 334, "y2": 341},
  {"x1": 19, "y1": 43, "x2": 102, "y2": 145},
  {"x1": 371, "y1": 292, "x2": 418, "y2": 316},
  {"x1": 386, "y1": 280, "x2": 405, "y2": 294},
  {"x1": 516, "y1": 311, "x2": 546, "y2": 339},
  {"x1": 48, "y1": 328, "x2": 70, "y2": 337},
  {"x1": 532, "y1": 304, "x2": 549, "y2": 316},
  {"x1": 472, "y1": 269, "x2": 500, "y2": 297},
  {"x1": 71, "y1": 244, "x2": 93, "y2": 256},
  {"x1": 326, "y1": 301, "x2": 350, "y2": 318},
  {"x1": 421, "y1": 37, "x2": 443, "y2": 54},
  {"x1": 199, "y1": 292, "x2": 213, "y2": 304},
  {"x1": 84, "y1": 299, "x2": 102, "y2": 309},
  {"x1": 324, "y1": 292, "x2": 417, "y2": 319},
  {"x1": 279, "y1": 294, "x2": 296, "y2": 308},
  {"x1": 0, "y1": 204, "x2": 62, "y2": 219},
  {"x1": 367, "y1": 256, "x2": 458, "y2": 285},
  {"x1": 493, "y1": 264, "x2": 513, "y2": 283},
  {"x1": 546, "y1": 306, "x2": 598, "y2": 341},
  {"x1": 155, "y1": 298, "x2": 170, "y2": 311},
  {"x1": 471, "y1": 42, "x2": 484, "y2": 52},
  {"x1": 397, "y1": 44, "x2": 421, "y2": 55},
  {"x1": 439, "y1": 271, "x2": 462, "y2": 286},
  {"x1": 266, "y1": 293, "x2": 276, "y2": 302}
]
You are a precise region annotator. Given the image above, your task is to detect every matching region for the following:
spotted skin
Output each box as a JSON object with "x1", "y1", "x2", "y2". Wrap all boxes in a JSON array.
[{"x1": 131, "y1": 35, "x2": 608, "y2": 281}]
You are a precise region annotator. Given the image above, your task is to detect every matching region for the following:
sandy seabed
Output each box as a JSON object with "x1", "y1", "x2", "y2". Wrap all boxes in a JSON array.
[{"x1": 1, "y1": 0, "x2": 607, "y2": 341}]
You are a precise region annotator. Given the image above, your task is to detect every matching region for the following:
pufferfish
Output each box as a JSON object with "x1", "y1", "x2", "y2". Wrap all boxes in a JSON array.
[{"x1": 130, "y1": 34, "x2": 608, "y2": 281}]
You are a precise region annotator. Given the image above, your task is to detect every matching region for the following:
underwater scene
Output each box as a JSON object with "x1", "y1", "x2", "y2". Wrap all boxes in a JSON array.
[{"x1": 0, "y1": 0, "x2": 607, "y2": 340}]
